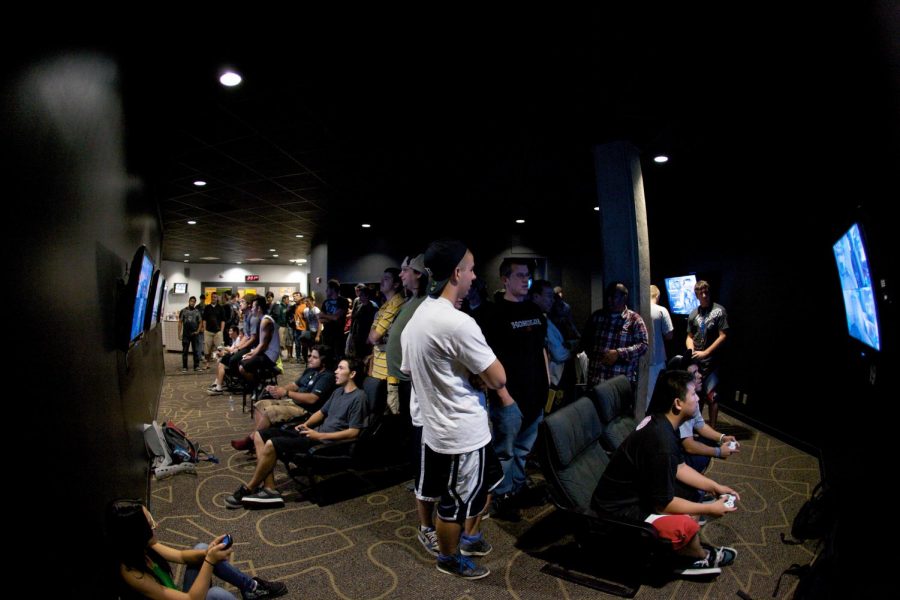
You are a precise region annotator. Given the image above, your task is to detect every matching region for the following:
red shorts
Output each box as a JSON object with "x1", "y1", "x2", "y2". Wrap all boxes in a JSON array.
[{"x1": 644, "y1": 514, "x2": 700, "y2": 550}]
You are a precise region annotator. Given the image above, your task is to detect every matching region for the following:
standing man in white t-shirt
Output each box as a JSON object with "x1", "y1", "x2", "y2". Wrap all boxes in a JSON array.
[
  {"x1": 647, "y1": 284, "x2": 674, "y2": 410},
  {"x1": 401, "y1": 240, "x2": 507, "y2": 580}
]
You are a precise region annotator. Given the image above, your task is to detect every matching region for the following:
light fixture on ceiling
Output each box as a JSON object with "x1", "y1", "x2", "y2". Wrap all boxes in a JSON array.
[
  {"x1": 219, "y1": 71, "x2": 242, "y2": 87},
  {"x1": 653, "y1": 155, "x2": 669, "y2": 163},
  {"x1": 236, "y1": 261, "x2": 242, "y2": 265},
  {"x1": 187, "y1": 220, "x2": 197, "y2": 225},
  {"x1": 193, "y1": 180, "x2": 206, "y2": 187},
  {"x1": 361, "y1": 223, "x2": 371, "y2": 228},
  {"x1": 184, "y1": 253, "x2": 190, "y2": 256},
  {"x1": 183, "y1": 260, "x2": 189, "y2": 263},
  {"x1": 295, "y1": 234, "x2": 304, "y2": 238},
  {"x1": 515, "y1": 219, "x2": 525, "y2": 224},
  {"x1": 593, "y1": 206, "x2": 600, "y2": 211},
  {"x1": 272, "y1": 254, "x2": 279, "y2": 258}
]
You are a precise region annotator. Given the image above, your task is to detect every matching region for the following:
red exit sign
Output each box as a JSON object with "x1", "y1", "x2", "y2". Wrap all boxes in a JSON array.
[{"x1": 245, "y1": 275, "x2": 260, "y2": 282}]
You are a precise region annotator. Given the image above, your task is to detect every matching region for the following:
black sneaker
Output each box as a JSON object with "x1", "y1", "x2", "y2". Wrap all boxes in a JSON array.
[
  {"x1": 242, "y1": 577, "x2": 287, "y2": 599},
  {"x1": 241, "y1": 488, "x2": 285, "y2": 509},
  {"x1": 436, "y1": 553, "x2": 490, "y2": 579},
  {"x1": 487, "y1": 494, "x2": 520, "y2": 521},
  {"x1": 225, "y1": 484, "x2": 255, "y2": 509},
  {"x1": 459, "y1": 536, "x2": 492, "y2": 557},
  {"x1": 673, "y1": 545, "x2": 737, "y2": 576}
]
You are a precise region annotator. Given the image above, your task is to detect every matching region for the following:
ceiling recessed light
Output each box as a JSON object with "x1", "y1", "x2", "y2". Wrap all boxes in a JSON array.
[
  {"x1": 193, "y1": 180, "x2": 206, "y2": 187},
  {"x1": 187, "y1": 220, "x2": 197, "y2": 225},
  {"x1": 184, "y1": 253, "x2": 190, "y2": 256},
  {"x1": 269, "y1": 249, "x2": 276, "y2": 252},
  {"x1": 361, "y1": 223, "x2": 371, "y2": 228},
  {"x1": 298, "y1": 259, "x2": 307, "y2": 264},
  {"x1": 272, "y1": 254, "x2": 279, "y2": 258},
  {"x1": 295, "y1": 234, "x2": 304, "y2": 238},
  {"x1": 200, "y1": 256, "x2": 220, "y2": 261},
  {"x1": 515, "y1": 219, "x2": 525, "y2": 224},
  {"x1": 246, "y1": 258, "x2": 265, "y2": 262},
  {"x1": 236, "y1": 261, "x2": 242, "y2": 265},
  {"x1": 653, "y1": 155, "x2": 669, "y2": 163},
  {"x1": 219, "y1": 71, "x2": 242, "y2": 87},
  {"x1": 593, "y1": 206, "x2": 600, "y2": 211},
  {"x1": 183, "y1": 260, "x2": 189, "y2": 263}
]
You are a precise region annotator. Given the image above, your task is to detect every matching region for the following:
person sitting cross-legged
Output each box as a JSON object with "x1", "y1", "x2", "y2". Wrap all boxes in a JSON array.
[
  {"x1": 591, "y1": 369, "x2": 741, "y2": 575},
  {"x1": 225, "y1": 358, "x2": 368, "y2": 510},
  {"x1": 230, "y1": 345, "x2": 337, "y2": 451}
]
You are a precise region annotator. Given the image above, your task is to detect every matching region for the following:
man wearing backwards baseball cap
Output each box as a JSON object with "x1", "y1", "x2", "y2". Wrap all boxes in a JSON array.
[{"x1": 401, "y1": 240, "x2": 506, "y2": 580}]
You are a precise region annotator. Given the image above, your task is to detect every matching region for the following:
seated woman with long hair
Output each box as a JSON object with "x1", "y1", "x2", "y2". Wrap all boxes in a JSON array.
[{"x1": 106, "y1": 499, "x2": 287, "y2": 600}]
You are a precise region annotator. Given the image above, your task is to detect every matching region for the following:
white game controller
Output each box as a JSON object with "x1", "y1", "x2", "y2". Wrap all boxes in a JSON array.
[
  {"x1": 721, "y1": 494, "x2": 736, "y2": 508},
  {"x1": 727, "y1": 441, "x2": 737, "y2": 450}
]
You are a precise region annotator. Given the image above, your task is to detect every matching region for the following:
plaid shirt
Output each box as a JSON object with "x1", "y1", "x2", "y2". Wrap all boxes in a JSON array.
[{"x1": 584, "y1": 307, "x2": 648, "y2": 385}]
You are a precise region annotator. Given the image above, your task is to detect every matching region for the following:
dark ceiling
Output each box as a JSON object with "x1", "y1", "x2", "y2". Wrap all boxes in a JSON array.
[{"x1": 115, "y1": 7, "x2": 896, "y2": 266}]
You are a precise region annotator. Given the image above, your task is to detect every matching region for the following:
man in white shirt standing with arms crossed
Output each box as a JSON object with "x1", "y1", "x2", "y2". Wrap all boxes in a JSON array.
[{"x1": 401, "y1": 240, "x2": 507, "y2": 580}]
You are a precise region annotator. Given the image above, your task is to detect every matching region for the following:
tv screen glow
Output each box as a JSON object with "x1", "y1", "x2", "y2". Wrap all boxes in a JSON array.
[
  {"x1": 833, "y1": 223, "x2": 881, "y2": 351},
  {"x1": 664, "y1": 274, "x2": 700, "y2": 316},
  {"x1": 174, "y1": 282, "x2": 188, "y2": 294},
  {"x1": 149, "y1": 272, "x2": 164, "y2": 328},
  {"x1": 130, "y1": 254, "x2": 154, "y2": 342}
]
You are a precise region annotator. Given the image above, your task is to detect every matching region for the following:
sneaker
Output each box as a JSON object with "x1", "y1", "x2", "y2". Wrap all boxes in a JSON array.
[
  {"x1": 459, "y1": 536, "x2": 492, "y2": 557},
  {"x1": 674, "y1": 545, "x2": 737, "y2": 576},
  {"x1": 195, "y1": 367, "x2": 203, "y2": 372},
  {"x1": 487, "y1": 494, "x2": 520, "y2": 522},
  {"x1": 241, "y1": 488, "x2": 285, "y2": 509},
  {"x1": 436, "y1": 553, "x2": 490, "y2": 579},
  {"x1": 417, "y1": 527, "x2": 438, "y2": 556},
  {"x1": 208, "y1": 388, "x2": 224, "y2": 395},
  {"x1": 225, "y1": 484, "x2": 255, "y2": 509},
  {"x1": 242, "y1": 577, "x2": 288, "y2": 600},
  {"x1": 231, "y1": 435, "x2": 253, "y2": 451}
]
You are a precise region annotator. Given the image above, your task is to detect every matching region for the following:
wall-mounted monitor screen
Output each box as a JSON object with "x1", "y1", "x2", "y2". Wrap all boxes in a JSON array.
[
  {"x1": 130, "y1": 253, "x2": 154, "y2": 342},
  {"x1": 145, "y1": 270, "x2": 163, "y2": 330},
  {"x1": 664, "y1": 274, "x2": 700, "y2": 316},
  {"x1": 833, "y1": 223, "x2": 881, "y2": 351},
  {"x1": 173, "y1": 282, "x2": 188, "y2": 294}
]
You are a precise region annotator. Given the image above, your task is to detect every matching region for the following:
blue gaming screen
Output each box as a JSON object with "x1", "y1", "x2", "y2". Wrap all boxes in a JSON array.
[
  {"x1": 833, "y1": 223, "x2": 881, "y2": 351},
  {"x1": 664, "y1": 274, "x2": 700, "y2": 316},
  {"x1": 130, "y1": 254, "x2": 154, "y2": 342}
]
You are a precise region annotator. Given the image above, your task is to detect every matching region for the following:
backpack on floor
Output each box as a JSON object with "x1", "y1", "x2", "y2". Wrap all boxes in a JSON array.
[{"x1": 143, "y1": 421, "x2": 217, "y2": 480}]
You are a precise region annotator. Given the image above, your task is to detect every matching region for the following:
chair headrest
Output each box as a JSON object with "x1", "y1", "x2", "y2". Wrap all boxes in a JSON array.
[
  {"x1": 543, "y1": 397, "x2": 604, "y2": 468},
  {"x1": 592, "y1": 375, "x2": 633, "y2": 424}
]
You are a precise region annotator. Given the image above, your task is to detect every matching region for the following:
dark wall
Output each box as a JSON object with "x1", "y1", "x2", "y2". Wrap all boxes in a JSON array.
[{"x1": 7, "y1": 52, "x2": 165, "y2": 596}]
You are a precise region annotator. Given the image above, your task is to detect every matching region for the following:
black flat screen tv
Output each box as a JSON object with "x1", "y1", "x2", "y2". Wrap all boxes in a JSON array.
[
  {"x1": 173, "y1": 282, "x2": 188, "y2": 294},
  {"x1": 120, "y1": 246, "x2": 155, "y2": 348},
  {"x1": 833, "y1": 223, "x2": 881, "y2": 351},
  {"x1": 664, "y1": 274, "x2": 699, "y2": 316},
  {"x1": 145, "y1": 270, "x2": 164, "y2": 330}
]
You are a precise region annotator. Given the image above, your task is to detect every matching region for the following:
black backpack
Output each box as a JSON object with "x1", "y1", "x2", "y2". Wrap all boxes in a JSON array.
[
  {"x1": 790, "y1": 481, "x2": 835, "y2": 542},
  {"x1": 162, "y1": 421, "x2": 217, "y2": 464}
]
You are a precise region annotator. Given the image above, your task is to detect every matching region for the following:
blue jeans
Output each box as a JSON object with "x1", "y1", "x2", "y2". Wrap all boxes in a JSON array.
[
  {"x1": 182, "y1": 543, "x2": 254, "y2": 600},
  {"x1": 490, "y1": 404, "x2": 542, "y2": 496},
  {"x1": 182, "y1": 333, "x2": 202, "y2": 369}
]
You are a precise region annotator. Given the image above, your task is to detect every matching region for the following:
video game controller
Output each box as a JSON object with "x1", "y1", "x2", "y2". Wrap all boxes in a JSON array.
[
  {"x1": 727, "y1": 441, "x2": 737, "y2": 450},
  {"x1": 721, "y1": 494, "x2": 736, "y2": 508}
]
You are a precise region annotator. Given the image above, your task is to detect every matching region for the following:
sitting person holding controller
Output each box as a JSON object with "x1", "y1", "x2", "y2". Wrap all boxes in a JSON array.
[
  {"x1": 592, "y1": 369, "x2": 741, "y2": 575},
  {"x1": 106, "y1": 498, "x2": 286, "y2": 599},
  {"x1": 667, "y1": 354, "x2": 740, "y2": 478}
]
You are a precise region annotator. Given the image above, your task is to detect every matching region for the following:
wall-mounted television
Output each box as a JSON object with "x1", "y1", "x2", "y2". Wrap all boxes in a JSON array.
[
  {"x1": 664, "y1": 274, "x2": 700, "y2": 316},
  {"x1": 833, "y1": 223, "x2": 881, "y2": 351},
  {"x1": 145, "y1": 270, "x2": 164, "y2": 330},
  {"x1": 120, "y1": 246, "x2": 155, "y2": 348},
  {"x1": 173, "y1": 282, "x2": 188, "y2": 294}
]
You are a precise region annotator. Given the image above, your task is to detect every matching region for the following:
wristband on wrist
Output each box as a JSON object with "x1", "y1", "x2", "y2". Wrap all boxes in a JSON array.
[
  {"x1": 204, "y1": 558, "x2": 215, "y2": 566},
  {"x1": 714, "y1": 447, "x2": 721, "y2": 458},
  {"x1": 718, "y1": 433, "x2": 725, "y2": 444}
]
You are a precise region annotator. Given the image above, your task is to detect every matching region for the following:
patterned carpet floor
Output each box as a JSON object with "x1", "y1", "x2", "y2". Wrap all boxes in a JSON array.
[{"x1": 151, "y1": 350, "x2": 821, "y2": 599}]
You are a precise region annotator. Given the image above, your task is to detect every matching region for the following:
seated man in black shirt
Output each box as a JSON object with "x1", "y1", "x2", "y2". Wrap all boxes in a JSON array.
[
  {"x1": 591, "y1": 370, "x2": 740, "y2": 575},
  {"x1": 225, "y1": 358, "x2": 368, "y2": 510},
  {"x1": 230, "y1": 345, "x2": 337, "y2": 451}
]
